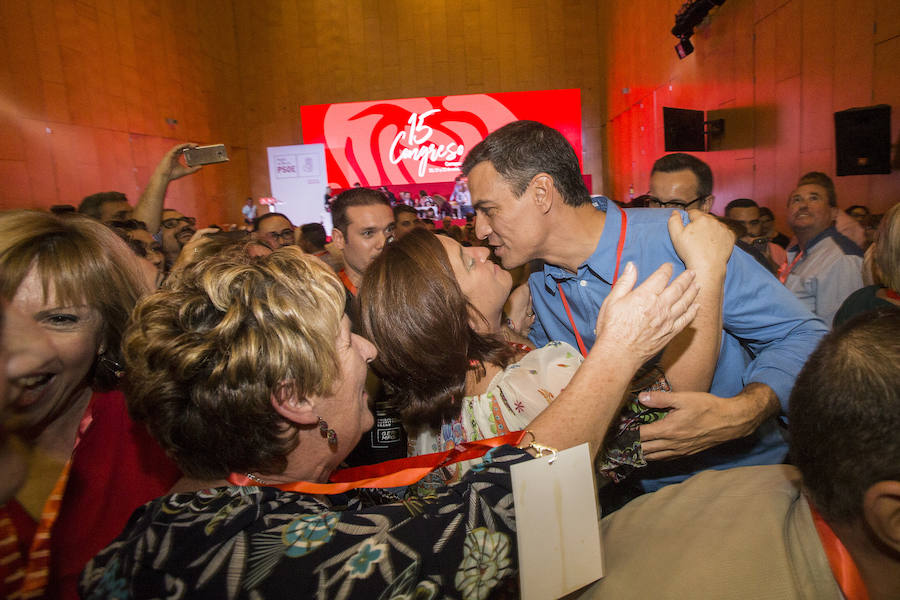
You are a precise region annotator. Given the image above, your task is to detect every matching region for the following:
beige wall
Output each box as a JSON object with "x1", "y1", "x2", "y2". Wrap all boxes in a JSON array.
[{"x1": 599, "y1": 0, "x2": 900, "y2": 223}]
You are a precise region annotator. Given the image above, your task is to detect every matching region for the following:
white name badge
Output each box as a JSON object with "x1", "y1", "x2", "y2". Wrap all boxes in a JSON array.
[{"x1": 511, "y1": 443, "x2": 604, "y2": 600}]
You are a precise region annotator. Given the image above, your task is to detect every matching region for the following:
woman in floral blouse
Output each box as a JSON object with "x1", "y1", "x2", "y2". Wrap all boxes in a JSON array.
[
  {"x1": 359, "y1": 217, "x2": 732, "y2": 492},
  {"x1": 80, "y1": 245, "x2": 698, "y2": 599}
]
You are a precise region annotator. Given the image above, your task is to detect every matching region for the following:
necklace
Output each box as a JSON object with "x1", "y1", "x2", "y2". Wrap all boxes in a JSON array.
[{"x1": 245, "y1": 472, "x2": 267, "y2": 485}]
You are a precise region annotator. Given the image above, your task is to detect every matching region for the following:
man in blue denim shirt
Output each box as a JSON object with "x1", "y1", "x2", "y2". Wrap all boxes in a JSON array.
[{"x1": 461, "y1": 121, "x2": 828, "y2": 492}]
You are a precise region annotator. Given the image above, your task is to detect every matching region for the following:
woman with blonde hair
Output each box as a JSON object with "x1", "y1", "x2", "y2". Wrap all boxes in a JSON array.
[
  {"x1": 0, "y1": 210, "x2": 179, "y2": 600},
  {"x1": 80, "y1": 246, "x2": 698, "y2": 598}
]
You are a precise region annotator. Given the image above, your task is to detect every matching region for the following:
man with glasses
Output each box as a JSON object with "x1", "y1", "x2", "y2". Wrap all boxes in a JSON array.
[
  {"x1": 252, "y1": 212, "x2": 296, "y2": 250},
  {"x1": 159, "y1": 209, "x2": 197, "y2": 270},
  {"x1": 463, "y1": 121, "x2": 827, "y2": 494},
  {"x1": 646, "y1": 152, "x2": 715, "y2": 212},
  {"x1": 79, "y1": 143, "x2": 202, "y2": 233}
]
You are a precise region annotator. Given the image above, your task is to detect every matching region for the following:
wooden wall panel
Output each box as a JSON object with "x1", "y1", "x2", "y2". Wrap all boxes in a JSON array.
[
  {"x1": 833, "y1": 0, "x2": 875, "y2": 110},
  {"x1": 0, "y1": 0, "x2": 246, "y2": 225},
  {"x1": 231, "y1": 0, "x2": 605, "y2": 200},
  {"x1": 870, "y1": 34, "x2": 900, "y2": 214},
  {"x1": 4, "y1": 0, "x2": 895, "y2": 222},
  {"x1": 601, "y1": 0, "x2": 899, "y2": 222},
  {"x1": 753, "y1": 10, "x2": 779, "y2": 212},
  {"x1": 800, "y1": 0, "x2": 834, "y2": 154}
]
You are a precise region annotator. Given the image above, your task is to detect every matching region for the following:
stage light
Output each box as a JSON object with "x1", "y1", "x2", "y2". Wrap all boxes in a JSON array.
[
  {"x1": 675, "y1": 37, "x2": 694, "y2": 59},
  {"x1": 671, "y1": 0, "x2": 725, "y2": 59}
]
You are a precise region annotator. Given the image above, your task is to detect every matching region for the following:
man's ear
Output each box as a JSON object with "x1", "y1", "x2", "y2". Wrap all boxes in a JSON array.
[
  {"x1": 862, "y1": 480, "x2": 900, "y2": 553},
  {"x1": 700, "y1": 195, "x2": 715, "y2": 214},
  {"x1": 270, "y1": 380, "x2": 318, "y2": 426},
  {"x1": 332, "y1": 228, "x2": 346, "y2": 251},
  {"x1": 530, "y1": 173, "x2": 554, "y2": 214}
]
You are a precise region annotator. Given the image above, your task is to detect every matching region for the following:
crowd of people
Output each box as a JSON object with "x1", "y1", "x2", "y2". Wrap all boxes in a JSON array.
[{"x1": 0, "y1": 121, "x2": 897, "y2": 599}]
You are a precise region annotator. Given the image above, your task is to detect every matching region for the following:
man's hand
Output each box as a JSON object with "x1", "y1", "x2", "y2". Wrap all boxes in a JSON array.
[
  {"x1": 504, "y1": 283, "x2": 535, "y2": 337},
  {"x1": 668, "y1": 209, "x2": 735, "y2": 271},
  {"x1": 154, "y1": 143, "x2": 201, "y2": 182},
  {"x1": 638, "y1": 382, "x2": 779, "y2": 461},
  {"x1": 134, "y1": 143, "x2": 202, "y2": 234}
]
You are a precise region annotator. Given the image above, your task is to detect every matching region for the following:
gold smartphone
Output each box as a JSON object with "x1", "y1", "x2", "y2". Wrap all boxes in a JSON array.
[{"x1": 183, "y1": 144, "x2": 229, "y2": 167}]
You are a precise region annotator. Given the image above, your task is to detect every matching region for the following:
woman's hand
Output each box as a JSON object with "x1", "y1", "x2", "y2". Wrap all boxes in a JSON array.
[
  {"x1": 592, "y1": 262, "x2": 699, "y2": 366},
  {"x1": 668, "y1": 210, "x2": 734, "y2": 272}
]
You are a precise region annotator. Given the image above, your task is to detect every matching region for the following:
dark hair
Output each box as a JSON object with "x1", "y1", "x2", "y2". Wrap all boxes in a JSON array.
[
  {"x1": 461, "y1": 120, "x2": 591, "y2": 207},
  {"x1": 724, "y1": 198, "x2": 759, "y2": 214},
  {"x1": 650, "y1": 153, "x2": 713, "y2": 197},
  {"x1": 107, "y1": 219, "x2": 152, "y2": 257},
  {"x1": 299, "y1": 223, "x2": 327, "y2": 249},
  {"x1": 252, "y1": 212, "x2": 293, "y2": 232},
  {"x1": 716, "y1": 216, "x2": 747, "y2": 239},
  {"x1": 797, "y1": 172, "x2": 836, "y2": 206},
  {"x1": 78, "y1": 192, "x2": 129, "y2": 220},
  {"x1": 331, "y1": 188, "x2": 391, "y2": 234},
  {"x1": 359, "y1": 229, "x2": 515, "y2": 431},
  {"x1": 789, "y1": 308, "x2": 900, "y2": 523},
  {"x1": 758, "y1": 206, "x2": 775, "y2": 219},
  {"x1": 845, "y1": 205, "x2": 869, "y2": 216},
  {"x1": 125, "y1": 246, "x2": 346, "y2": 479},
  {"x1": 107, "y1": 219, "x2": 149, "y2": 232},
  {"x1": 393, "y1": 204, "x2": 417, "y2": 219}
]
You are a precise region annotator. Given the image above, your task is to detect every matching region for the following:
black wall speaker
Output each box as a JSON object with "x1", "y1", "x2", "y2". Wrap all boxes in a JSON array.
[
  {"x1": 664, "y1": 107, "x2": 706, "y2": 152},
  {"x1": 834, "y1": 105, "x2": 892, "y2": 176}
]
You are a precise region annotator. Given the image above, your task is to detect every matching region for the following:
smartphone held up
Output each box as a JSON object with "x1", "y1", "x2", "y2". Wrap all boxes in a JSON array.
[{"x1": 183, "y1": 144, "x2": 229, "y2": 167}]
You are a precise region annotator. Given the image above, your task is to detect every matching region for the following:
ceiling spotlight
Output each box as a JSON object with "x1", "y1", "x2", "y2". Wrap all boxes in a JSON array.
[{"x1": 675, "y1": 37, "x2": 694, "y2": 59}]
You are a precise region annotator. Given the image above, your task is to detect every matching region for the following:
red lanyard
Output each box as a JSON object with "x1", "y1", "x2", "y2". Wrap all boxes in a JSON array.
[
  {"x1": 808, "y1": 501, "x2": 869, "y2": 600},
  {"x1": 777, "y1": 250, "x2": 804, "y2": 283},
  {"x1": 338, "y1": 269, "x2": 358, "y2": 297},
  {"x1": 557, "y1": 210, "x2": 628, "y2": 356},
  {"x1": 227, "y1": 430, "x2": 526, "y2": 494}
]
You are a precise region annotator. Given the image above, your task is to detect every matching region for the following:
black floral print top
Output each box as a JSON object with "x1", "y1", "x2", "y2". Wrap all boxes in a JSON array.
[{"x1": 79, "y1": 446, "x2": 531, "y2": 600}]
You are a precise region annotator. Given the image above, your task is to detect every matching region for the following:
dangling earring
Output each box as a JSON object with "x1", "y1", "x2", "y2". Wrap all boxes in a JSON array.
[
  {"x1": 318, "y1": 416, "x2": 338, "y2": 448},
  {"x1": 99, "y1": 354, "x2": 125, "y2": 379}
]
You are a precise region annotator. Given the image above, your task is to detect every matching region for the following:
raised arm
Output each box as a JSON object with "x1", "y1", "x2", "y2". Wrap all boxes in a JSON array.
[
  {"x1": 524, "y1": 262, "x2": 699, "y2": 459},
  {"x1": 658, "y1": 210, "x2": 733, "y2": 392},
  {"x1": 133, "y1": 143, "x2": 201, "y2": 234}
]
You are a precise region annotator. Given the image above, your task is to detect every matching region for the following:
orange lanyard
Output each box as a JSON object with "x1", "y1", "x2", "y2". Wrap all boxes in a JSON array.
[
  {"x1": 338, "y1": 269, "x2": 358, "y2": 296},
  {"x1": 227, "y1": 431, "x2": 526, "y2": 493},
  {"x1": 808, "y1": 502, "x2": 869, "y2": 600},
  {"x1": 9, "y1": 400, "x2": 94, "y2": 598},
  {"x1": 777, "y1": 250, "x2": 804, "y2": 283},
  {"x1": 558, "y1": 210, "x2": 628, "y2": 356}
]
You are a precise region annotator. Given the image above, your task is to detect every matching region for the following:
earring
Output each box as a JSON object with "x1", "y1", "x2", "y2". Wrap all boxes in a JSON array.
[
  {"x1": 99, "y1": 354, "x2": 125, "y2": 379},
  {"x1": 318, "y1": 416, "x2": 338, "y2": 448}
]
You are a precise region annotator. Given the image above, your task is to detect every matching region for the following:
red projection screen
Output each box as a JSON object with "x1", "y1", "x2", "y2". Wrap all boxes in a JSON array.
[{"x1": 300, "y1": 89, "x2": 582, "y2": 189}]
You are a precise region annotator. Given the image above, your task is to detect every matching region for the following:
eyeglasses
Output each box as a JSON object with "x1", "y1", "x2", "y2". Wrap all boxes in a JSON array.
[
  {"x1": 161, "y1": 216, "x2": 196, "y2": 229},
  {"x1": 264, "y1": 228, "x2": 295, "y2": 242},
  {"x1": 638, "y1": 194, "x2": 707, "y2": 210}
]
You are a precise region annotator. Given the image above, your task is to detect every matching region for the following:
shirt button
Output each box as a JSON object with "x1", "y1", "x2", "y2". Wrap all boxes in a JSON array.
[{"x1": 580, "y1": 280, "x2": 587, "y2": 287}]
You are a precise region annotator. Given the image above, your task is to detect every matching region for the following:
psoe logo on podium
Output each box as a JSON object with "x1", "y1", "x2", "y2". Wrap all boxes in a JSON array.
[{"x1": 275, "y1": 155, "x2": 299, "y2": 178}]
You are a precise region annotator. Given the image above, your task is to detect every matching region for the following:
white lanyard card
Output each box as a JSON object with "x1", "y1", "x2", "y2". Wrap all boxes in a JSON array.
[{"x1": 511, "y1": 442, "x2": 604, "y2": 599}]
